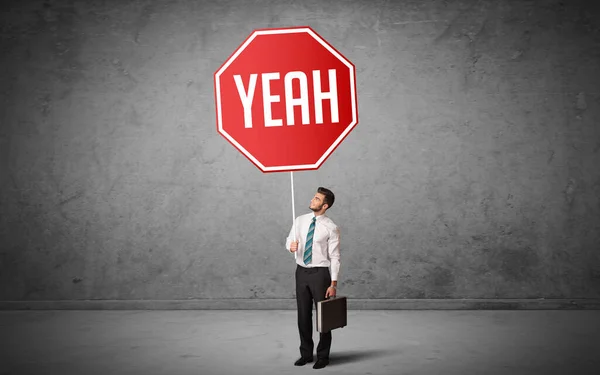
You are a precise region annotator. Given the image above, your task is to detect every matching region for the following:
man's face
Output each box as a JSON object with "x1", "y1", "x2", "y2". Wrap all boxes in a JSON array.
[{"x1": 309, "y1": 192, "x2": 327, "y2": 212}]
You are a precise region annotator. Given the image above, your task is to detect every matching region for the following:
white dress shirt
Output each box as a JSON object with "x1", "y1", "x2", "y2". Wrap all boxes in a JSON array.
[{"x1": 285, "y1": 213, "x2": 341, "y2": 281}]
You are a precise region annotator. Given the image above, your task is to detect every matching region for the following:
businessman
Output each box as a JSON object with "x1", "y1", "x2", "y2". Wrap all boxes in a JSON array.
[{"x1": 286, "y1": 187, "x2": 341, "y2": 370}]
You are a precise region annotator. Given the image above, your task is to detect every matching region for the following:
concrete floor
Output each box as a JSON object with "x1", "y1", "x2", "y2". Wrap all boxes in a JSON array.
[{"x1": 1, "y1": 310, "x2": 599, "y2": 375}]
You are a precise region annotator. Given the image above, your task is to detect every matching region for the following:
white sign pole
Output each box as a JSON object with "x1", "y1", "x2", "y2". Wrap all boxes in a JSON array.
[{"x1": 291, "y1": 171, "x2": 297, "y2": 260}]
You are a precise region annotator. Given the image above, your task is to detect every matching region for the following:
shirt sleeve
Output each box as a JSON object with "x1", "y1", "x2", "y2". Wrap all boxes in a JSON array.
[
  {"x1": 328, "y1": 225, "x2": 341, "y2": 281},
  {"x1": 285, "y1": 218, "x2": 299, "y2": 254}
]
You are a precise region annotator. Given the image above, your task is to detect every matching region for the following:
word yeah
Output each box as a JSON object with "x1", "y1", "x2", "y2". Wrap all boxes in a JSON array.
[{"x1": 234, "y1": 69, "x2": 339, "y2": 128}]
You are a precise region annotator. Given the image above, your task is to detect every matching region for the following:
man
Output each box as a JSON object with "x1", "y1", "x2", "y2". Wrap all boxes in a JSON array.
[{"x1": 285, "y1": 187, "x2": 341, "y2": 370}]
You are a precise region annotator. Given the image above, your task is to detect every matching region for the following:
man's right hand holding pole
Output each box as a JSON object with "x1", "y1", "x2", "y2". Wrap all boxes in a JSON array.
[{"x1": 290, "y1": 240, "x2": 299, "y2": 253}]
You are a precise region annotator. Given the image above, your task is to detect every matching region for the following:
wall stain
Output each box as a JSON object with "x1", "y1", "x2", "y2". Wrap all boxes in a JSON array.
[
  {"x1": 564, "y1": 178, "x2": 577, "y2": 207},
  {"x1": 484, "y1": 247, "x2": 539, "y2": 282}
]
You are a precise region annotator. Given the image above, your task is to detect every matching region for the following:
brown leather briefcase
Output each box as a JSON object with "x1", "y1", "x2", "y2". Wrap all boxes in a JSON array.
[{"x1": 316, "y1": 296, "x2": 347, "y2": 333}]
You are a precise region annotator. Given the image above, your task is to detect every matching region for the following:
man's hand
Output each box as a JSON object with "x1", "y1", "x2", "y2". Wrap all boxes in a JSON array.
[
  {"x1": 290, "y1": 240, "x2": 299, "y2": 252},
  {"x1": 325, "y1": 286, "x2": 336, "y2": 299}
]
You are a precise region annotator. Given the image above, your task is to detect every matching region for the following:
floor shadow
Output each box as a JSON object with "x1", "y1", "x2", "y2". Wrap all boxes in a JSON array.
[{"x1": 329, "y1": 349, "x2": 398, "y2": 366}]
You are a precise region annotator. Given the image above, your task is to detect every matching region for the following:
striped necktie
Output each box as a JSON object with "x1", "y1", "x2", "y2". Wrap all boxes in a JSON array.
[{"x1": 303, "y1": 216, "x2": 316, "y2": 265}]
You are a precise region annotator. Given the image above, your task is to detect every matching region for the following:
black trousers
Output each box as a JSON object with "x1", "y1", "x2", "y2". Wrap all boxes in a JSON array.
[{"x1": 295, "y1": 264, "x2": 332, "y2": 360}]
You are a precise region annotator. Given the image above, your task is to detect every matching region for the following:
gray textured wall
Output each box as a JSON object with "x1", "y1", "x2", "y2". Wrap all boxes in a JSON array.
[{"x1": 1, "y1": 0, "x2": 599, "y2": 304}]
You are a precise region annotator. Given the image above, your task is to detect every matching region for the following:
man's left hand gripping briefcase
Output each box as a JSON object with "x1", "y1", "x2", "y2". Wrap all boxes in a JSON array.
[{"x1": 316, "y1": 296, "x2": 347, "y2": 333}]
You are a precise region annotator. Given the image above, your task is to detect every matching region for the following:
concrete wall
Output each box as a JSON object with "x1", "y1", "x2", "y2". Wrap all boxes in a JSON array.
[{"x1": 1, "y1": 0, "x2": 599, "y2": 306}]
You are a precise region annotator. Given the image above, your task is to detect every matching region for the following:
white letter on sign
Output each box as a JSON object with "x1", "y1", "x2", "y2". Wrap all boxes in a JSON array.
[
  {"x1": 284, "y1": 71, "x2": 310, "y2": 126},
  {"x1": 234, "y1": 74, "x2": 258, "y2": 128},
  {"x1": 313, "y1": 69, "x2": 339, "y2": 124},
  {"x1": 262, "y1": 73, "x2": 283, "y2": 127}
]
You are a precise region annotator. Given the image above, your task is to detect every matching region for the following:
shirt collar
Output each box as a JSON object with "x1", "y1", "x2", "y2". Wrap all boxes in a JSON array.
[{"x1": 312, "y1": 213, "x2": 326, "y2": 221}]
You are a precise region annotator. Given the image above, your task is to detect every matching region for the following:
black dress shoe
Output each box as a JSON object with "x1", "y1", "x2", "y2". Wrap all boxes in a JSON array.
[
  {"x1": 313, "y1": 359, "x2": 329, "y2": 369},
  {"x1": 294, "y1": 357, "x2": 313, "y2": 366}
]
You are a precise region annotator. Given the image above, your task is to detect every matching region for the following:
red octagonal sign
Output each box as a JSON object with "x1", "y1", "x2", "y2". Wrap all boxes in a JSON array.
[{"x1": 214, "y1": 26, "x2": 358, "y2": 173}]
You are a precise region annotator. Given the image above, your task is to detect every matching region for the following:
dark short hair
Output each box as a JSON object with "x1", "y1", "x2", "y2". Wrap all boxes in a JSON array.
[{"x1": 317, "y1": 187, "x2": 335, "y2": 209}]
